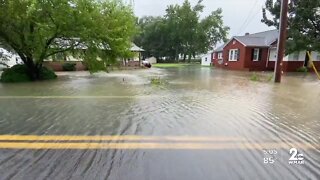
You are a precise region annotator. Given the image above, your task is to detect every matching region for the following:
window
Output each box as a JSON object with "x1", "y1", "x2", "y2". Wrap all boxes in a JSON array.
[
  {"x1": 218, "y1": 53, "x2": 223, "y2": 59},
  {"x1": 229, "y1": 49, "x2": 239, "y2": 61},
  {"x1": 205, "y1": 57, "x2": 207, "y2": 62},
  {"x1": 252, "y1": 48, "x2": 260, "y2": 61}
]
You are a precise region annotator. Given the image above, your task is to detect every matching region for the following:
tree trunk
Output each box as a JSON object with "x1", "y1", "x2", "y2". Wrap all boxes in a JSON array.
[
  {"x1": 25, "y1": 57, "x2": 41, "y2": 80},
  {"x1": 183, "y1": 54, "x2": 186, "y2": 62}
]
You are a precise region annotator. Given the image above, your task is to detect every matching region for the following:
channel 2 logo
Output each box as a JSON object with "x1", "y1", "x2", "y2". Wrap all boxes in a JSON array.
[{"x1": 288, "y1": 148, "x2": 304, "y2": 165}]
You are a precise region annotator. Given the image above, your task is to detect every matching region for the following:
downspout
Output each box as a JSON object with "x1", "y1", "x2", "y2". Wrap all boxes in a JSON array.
[{"x1": 266, "y1": 47, "x2": 270, "y2": 68}]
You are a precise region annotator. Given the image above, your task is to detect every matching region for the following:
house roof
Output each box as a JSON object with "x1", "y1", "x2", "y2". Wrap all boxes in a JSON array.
[
  {"x1": 53, "y1": 39, "x2": 144, "y2": 52},
  {"x1": 233, "y1": 29, "x2": 278, "y2": 47},
  {"x1": 130, "y1": 43, "x2": 145, "y2": 52},
  {"x1": 213, "y1": 44, "x2": 225, "y2": 52}
]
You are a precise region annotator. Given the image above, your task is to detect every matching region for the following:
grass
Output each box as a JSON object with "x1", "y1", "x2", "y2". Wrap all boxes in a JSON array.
[
  {"x1": 250, "y1": 72, "x2": 273, "y2": 82},
  {"x1": 250, "y1": 73, "x2": 260, "y2": 82},
  {"x1": 152, "y1": 63, "x2": 198, "y2": 68},
  {"x1": 150, "y1": 76, "x2": 169, "y2": 86},
  {"x1": 296, "y1": 66, "x2": 308, "y2": 73}
]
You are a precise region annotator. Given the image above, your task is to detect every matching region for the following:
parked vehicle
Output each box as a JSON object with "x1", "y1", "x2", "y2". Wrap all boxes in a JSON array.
[{"x1": 142, "y1": 60, "x2": 152, "y2": 68}]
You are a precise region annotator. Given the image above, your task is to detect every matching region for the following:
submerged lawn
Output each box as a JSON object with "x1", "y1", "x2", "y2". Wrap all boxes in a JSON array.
[{"x1": 152, "y1": 63, "x2": 199, "y2": 68}]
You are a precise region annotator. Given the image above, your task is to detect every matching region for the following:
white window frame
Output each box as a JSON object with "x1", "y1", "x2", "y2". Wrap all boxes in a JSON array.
[
  {"x1": 253, "y1": 48, "x2": 260, "y2": 61},
  {"x1": 218, "y1": 52, "x2": 223, "y2": 59},
  {"x1": 229, "y1": 49, "x2": 238, "y2": 61}
]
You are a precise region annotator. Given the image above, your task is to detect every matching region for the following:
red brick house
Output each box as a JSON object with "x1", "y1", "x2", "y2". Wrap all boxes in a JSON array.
[{"x1": 212, "y1": 30, "x2": 320, "y2": 72}]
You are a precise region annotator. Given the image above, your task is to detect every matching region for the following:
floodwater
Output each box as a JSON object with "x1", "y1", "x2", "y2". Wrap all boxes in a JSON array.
[{"x1": 0, "y1": 66, "x2": 319, "y2": 180}]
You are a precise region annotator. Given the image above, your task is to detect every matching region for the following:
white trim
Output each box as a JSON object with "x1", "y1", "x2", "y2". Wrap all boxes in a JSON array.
[
  {"x1": 223, "y1": 37, "x2": 246, "y2": 48},
  {"x1": 252, "y1": 48, "x2": 260, "y2": 61},
  {"x1": 266, "y1": 48, "x2": 270, "y2": 67},
  {"x1": 232, "y1": 37, "x2": 247, "y2": 46},
  {"x1": 228, "y1": 49, "x2": 239, "y2": 61}
]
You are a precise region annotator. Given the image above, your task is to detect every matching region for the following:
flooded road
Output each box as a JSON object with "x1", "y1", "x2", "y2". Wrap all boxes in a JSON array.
[{"x1": 0, "y1": 66, "x2": 319, "y2": 179}]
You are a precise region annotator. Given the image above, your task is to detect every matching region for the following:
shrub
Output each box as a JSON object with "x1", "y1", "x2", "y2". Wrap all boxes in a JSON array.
[
  {"x1": 62, "y1": 62, "x2": 76, "y2": 71},
  {"x1": 150, "y1": 76, "x2": 167, "y2": 85},
  {"x1": 250, "y1": 73, "x2": 260, "y2": 82},
  {"x1": 0, "y1": 64, "x2": 31, "y2": 82},
  {"x1": 39, "y1": 66, "x2": 57, "y2": 80},
  {"x1": 296, "y1": 66, "x2": 308, "y2": 73},
  {"x1": 1, "y1": 64, "x2": 57, "y2": 83}
]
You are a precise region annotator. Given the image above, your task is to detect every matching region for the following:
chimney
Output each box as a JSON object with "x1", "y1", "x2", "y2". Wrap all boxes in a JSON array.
[{"x1": 245, "y1": 32, "x2": 250, "y2": 36}]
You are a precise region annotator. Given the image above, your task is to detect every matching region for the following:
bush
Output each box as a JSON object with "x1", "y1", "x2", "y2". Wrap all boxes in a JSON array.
[
  {"x1": 250, "y1": 73, "x2": 260, "y2": 81},
  {"x1": 1, "y1": 64, "x2": 57, "y2": 83},
  {"x1": 39, "y1": 66, "x2": 57, "y2": 80},
  {"x1": 296, "y1": 66, "x2": 308, "y2": 73},
  {"x1": 0, "y1": 64, "x2": 31, "y2": 82},
  {"x1": 62, "y1": 62, "x2": 76, "y2": 71}
]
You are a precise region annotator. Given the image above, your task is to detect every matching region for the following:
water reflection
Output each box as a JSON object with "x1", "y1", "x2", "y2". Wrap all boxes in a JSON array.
[{"x1": 0, "y1": 66, "x2": 319, "y2": 179}]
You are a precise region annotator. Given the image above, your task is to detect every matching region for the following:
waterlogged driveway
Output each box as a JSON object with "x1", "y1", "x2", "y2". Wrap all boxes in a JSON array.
[{"x1": 0, "y1": 67, "x2": 319, "y2": 179}]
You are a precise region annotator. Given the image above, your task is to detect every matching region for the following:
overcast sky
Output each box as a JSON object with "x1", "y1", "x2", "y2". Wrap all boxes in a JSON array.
[{"x1": 131, "y1": 0, "x2": 274, "y2": 38}]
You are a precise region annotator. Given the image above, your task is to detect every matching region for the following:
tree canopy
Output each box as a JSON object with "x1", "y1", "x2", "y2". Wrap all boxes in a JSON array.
[
  {"x1": 0, "y1": 0, "x2": 136, "y2": 80},
  {"x1": 262, "y1": 0, "x2": 320, "y2": 53},
  {"x1": 134, "y1": 0, "x2": 229, "y2": 62}
]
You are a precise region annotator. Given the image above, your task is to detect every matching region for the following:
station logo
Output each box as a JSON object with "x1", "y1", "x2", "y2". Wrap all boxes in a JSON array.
[{"x1": 289, "y1": 148, "x2": 304, "y2": 165}]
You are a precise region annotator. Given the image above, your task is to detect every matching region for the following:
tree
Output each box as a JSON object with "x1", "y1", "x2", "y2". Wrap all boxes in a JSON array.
[
  {"x1": 135, "y1": 16, "x2": 170, "y2": 60},
  {"x1": 262, "y1": 0, "x2": 320, "y2": 53},
  {"x1": 134, "y1": 0, "x2": 229, "y2": 62},
  {"x1": 0, "y1": 0, "x2": 136, "y2": 80}
]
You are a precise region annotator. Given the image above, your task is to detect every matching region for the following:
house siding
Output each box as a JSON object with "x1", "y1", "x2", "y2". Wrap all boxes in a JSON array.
[
  {"x1": 213, "y1": 36, "x2": 320, "y2": 72},
  {"x1": 244, "y1": 47, "x2": 271, "y2": 71},
  {"x1": 201, "y1": 53, "x2": 212, "y2": 66},
  {"x1": 212, "y1": 51, "x2": 223, "y2": 68},
  {"x1": 221, "y1": 39, "x2": 247, "y2": 70}
]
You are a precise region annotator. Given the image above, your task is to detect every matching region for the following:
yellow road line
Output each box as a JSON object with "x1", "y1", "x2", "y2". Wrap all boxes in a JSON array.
[
  {"x1": 0, "y1": 135, "x2": 317, "y2": 150},
  {"x1": 0, "y1": 142, "x2": 317, "y2": 150},
  {"x1": 0, "y1": 96, "x2": 164, "y2": 99},
  {"x1": 0, "y1": 135, "x2": 245, "y2": 142}
]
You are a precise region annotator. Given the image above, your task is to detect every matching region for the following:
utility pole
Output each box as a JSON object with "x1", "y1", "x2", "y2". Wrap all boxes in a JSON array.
[{"x1": 274, "y1": 0, "x2": 289, "y2": 83}]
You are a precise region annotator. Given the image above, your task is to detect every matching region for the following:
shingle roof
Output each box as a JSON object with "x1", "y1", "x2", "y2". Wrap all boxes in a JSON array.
[
  {"x1": 213, "y1": 44, "x2": 225, "y2": 52},
  {"x1": 234, "y1": 29, "x2": 278, "y2": 47},
  {"x1": 130, "y1": 43, "x2": 145, "y2": 52}
]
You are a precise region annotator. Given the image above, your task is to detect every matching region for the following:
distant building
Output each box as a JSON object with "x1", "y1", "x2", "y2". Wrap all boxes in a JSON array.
[
  {"x1": 123, "y1": 43, "x2": 145, "y2": 67},
  {"x1": 0, "y1": 48, "x2": 23, "y2": 67},
  {"x1": 145, "y1": 57, "x2": 157, "y2": 64},
  {"x1": 44, "y1": 42, "x2": 144, "y2": 70},
  {"x1": 201, "y1": 53, "x2": 212, "y2": 66},
  {"x1": 212, "y1": 30, "x2": 320, "y2": 72}
]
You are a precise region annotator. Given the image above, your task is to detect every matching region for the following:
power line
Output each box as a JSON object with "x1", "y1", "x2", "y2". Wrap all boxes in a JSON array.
[
  {"x1": 236, "y1": 0, "x2": 260, "y2": 35},
  {"x1": 238, "y1": 8, "x2": 262, "y2": 35}
]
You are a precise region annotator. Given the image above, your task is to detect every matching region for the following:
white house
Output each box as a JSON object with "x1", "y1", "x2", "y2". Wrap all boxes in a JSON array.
[
  {"x1": 0, "y1": 48, "x2": 23, "y2": 67},
  {"x1": 201, "y1": 53, "x2": 212, "y2": 66},
  {"x1": 145, "y1": 57, "x2": 157, "y2": 64}
]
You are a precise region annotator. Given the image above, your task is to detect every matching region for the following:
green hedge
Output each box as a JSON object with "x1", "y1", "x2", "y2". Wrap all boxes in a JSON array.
[
  {"x1": 296, "y1": 66, "x2": 308, "y2": 73},
  {"x1": 62, "y1": 62, "x2": 76, "y2": 71},
  {"x1": 39, "y1": 66, "x2": 58, "y2": 80},
  {"x1": 0, "y1": 64, "x2": 57, "y2": 83}
]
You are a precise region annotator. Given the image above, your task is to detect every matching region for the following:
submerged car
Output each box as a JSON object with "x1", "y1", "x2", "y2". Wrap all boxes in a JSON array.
[{"x1": 142, "y1": 60, "x2": 152, "y2": 68}]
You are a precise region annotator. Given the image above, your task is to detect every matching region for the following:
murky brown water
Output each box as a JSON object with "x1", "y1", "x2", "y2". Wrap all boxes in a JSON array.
[{"x1": 0, "y1": 66, "x2": 319, "y2": 179}]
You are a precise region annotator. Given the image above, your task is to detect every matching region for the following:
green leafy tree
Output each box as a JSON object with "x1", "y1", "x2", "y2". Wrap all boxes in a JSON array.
[
  {"x1": 134, "y1": 0, "x2": 229, "y2": 62},
  {"x1": 0, "y1": 0, "x2": 136, "y2": 80},
  {"x1": 262, "y1": 0, "x2": 320, "y2": 53}
]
